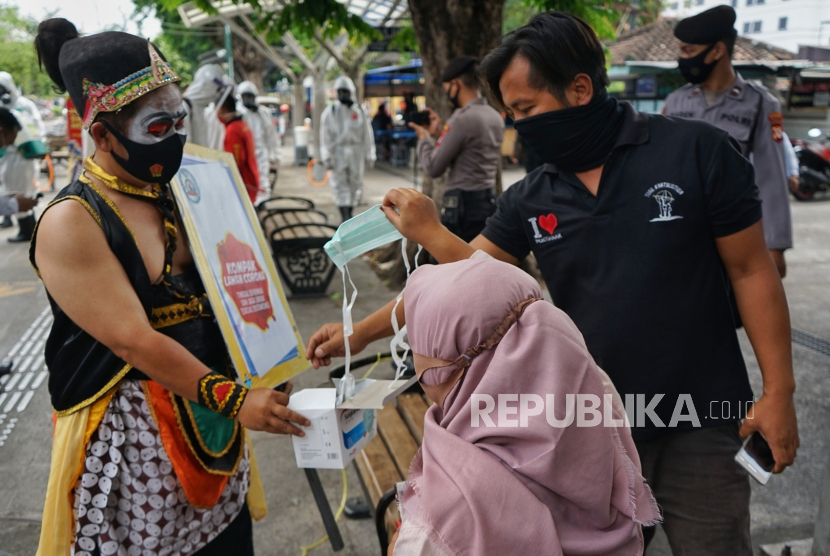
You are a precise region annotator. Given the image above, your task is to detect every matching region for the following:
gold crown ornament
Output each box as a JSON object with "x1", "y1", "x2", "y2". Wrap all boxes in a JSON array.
[{"x1": 81, "y1": 42, "x2": 181, "y2": 129}]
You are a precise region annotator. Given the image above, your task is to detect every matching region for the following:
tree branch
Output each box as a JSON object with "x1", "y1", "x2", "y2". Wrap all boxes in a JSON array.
[
  {"x1": 312, "y1": 29, "x2": 350, "y2": 71},
  {"x1": 221, "y1": 14, "x2": 298, "y2": 82},
  {"x1": 282, "y1": 31, "x2": 316, "y2": 71}
]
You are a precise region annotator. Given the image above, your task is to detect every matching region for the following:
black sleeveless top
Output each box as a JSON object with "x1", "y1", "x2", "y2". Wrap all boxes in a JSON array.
[{"x1": 30, "y1": 178, "x2": 226, "y2": 415}]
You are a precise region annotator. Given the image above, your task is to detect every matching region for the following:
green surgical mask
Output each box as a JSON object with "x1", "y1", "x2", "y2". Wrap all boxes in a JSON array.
[{"x1": 324, "y1": 206, "x2": 414, "y2": 403}]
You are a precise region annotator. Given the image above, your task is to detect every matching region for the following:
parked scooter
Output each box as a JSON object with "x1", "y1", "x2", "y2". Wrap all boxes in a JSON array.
[{"x1": 790, "y1": 128, "x2": 830, "y2": 201}]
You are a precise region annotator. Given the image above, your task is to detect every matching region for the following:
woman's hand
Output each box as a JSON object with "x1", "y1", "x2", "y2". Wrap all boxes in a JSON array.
[
  {"x1": 236, "y1": 388, "x2": 309, "y2": 435},
  {"x1": 305, "y1": 322, "x2": 370, "y2": 369}
]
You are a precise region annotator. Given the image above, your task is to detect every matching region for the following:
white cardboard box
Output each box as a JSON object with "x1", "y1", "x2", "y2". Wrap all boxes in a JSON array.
[{"x1": 287, "y1": 377, "x2": 417, "y2": 469}]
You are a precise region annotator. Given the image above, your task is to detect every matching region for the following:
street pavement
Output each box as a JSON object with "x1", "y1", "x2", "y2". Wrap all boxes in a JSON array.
[{"x1": 0, "y1": 146, "x2": 827, "y2": 555}]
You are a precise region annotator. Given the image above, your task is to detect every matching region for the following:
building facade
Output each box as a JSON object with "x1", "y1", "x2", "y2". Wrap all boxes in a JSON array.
[{"x1": 662, "y1": 0, "x2": 830, "y2": 53}]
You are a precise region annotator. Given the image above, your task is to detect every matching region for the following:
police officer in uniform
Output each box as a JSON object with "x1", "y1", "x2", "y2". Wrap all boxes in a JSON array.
[
  {"x1": 409, "y1": 56, "x2": 504, "y2": 242},
  {"x1": 664, "y1": 6, "x2": 792, "y2": 277}
]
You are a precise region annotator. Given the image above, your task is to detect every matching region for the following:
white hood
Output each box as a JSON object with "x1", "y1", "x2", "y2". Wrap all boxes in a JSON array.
[
  {"x1": 0, "y1": 72, "x2": 19, "y2": 106},
  {"x1": 237, "y1": 80, "x2": 259, "y2": 97},
  {"x1": 333, "y1": 75, "x2": 356, "y2": 95},
  {"x1": 183, "y1": 64, "x2": 226, "y2": 107}
]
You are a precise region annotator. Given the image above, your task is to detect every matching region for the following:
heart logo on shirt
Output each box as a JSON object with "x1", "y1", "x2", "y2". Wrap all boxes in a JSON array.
[{"x1": 539, "y1": 213, "x2": 558, "y2": 235}]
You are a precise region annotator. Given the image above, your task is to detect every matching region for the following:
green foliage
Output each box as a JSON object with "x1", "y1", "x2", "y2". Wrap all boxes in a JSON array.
[
  {"x1": 133, "y1": 0, "x2": 223, "y2": 86},
  {"x1": 527, "y1": 0, "x2": 618, "y2": 38},
  {"x1": 0, "y1": 4, "x2": 56, "y2": 96},
  {"x1": 0, "y1": 42, "x2": 55, "y2": 97},
  {"x1": 503, "y1": 0, "x2": 540, "y2": 33},
  {"x1": 388, "y1": 25, "x2": 418, "y2": 53},
  {"x1": 263, "y1": 0, "x2": 379, "y2": 42},
  {"x1": 524, "y1": 0, "x2": 661, "y2": 39}
]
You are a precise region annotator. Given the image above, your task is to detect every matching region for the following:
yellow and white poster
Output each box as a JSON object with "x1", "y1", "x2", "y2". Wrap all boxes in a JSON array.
[{"x1": 171, "y1": 144, "x2": 308, "y2": 388}]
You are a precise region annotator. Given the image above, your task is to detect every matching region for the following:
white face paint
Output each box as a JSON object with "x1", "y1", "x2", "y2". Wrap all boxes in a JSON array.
[{"x1": 124, "y1": 84, "x2": 186, "y2": 145}]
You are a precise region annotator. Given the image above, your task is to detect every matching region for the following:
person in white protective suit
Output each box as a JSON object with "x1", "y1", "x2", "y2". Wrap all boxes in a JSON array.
[
  {"x1": 320, "y1": 75, "x2": 375, "y2": 222},
  {"x1": 183, "y1": 64, "x2": 226, "y2": 148},
  {"x1": 238, "y1": 80, "x2": 281, "y2": 205},
  {"x1": 0, "y1": 72, "x2": 44, "y2": 239}
]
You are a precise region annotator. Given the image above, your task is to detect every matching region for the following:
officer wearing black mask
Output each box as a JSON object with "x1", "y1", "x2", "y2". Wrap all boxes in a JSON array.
[
  {"x1": 409, "y1": 56, "x2": 504, "y2": 242},
  {"x1": 664, "y1": 5, "x2": 792, "y2": 278}
]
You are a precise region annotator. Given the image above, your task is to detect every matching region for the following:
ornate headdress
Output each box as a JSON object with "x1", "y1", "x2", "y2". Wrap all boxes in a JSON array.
[{"x1": 81, "y1": 43, "x2": 180, "y2": 129}]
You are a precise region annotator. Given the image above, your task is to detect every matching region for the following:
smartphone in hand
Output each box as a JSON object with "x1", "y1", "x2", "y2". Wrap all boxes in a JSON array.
[{"x1": 735, "y1": 432, "x2": 775, "y2": 485}]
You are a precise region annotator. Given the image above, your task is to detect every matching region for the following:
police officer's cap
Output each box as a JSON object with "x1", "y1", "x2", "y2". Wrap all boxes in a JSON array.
[
  {"x1": 441, "y1": 56, "x2": 478, "y2": 82},
  {"x1": 674, "y1": 6, "x2": 737, "y2": 45}
]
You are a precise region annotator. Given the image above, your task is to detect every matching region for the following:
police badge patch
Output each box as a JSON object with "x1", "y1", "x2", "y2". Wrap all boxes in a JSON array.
[{"x1": 768, "y1": 112, "x2": 784, "y2": 143}]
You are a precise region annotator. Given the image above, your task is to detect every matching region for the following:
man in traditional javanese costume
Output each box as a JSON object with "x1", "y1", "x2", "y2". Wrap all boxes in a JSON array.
[{"x1": 31, "y1": 19, "x2": 309, "y2": 556}]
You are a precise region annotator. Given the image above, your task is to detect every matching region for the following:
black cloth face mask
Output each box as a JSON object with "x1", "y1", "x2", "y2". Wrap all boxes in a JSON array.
[
  {"x1": 446, "y1": 83, "x2": 460, "y2": 110},
  {"x1": 338, "y1": 91, "x2": 353, "y2": 106},
  {"x1": 513, "y1": 91, "x2": 625, "y2": 173},
  {"x1": 678, "y1": 43, "x2": 718, "y2": 85},
  {"x1": 101, "y1": 121, "x2": 186, "y2": 184}
]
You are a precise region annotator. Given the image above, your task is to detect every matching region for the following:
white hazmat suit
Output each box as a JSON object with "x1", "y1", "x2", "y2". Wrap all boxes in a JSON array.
[
  {"x1": 320, "y1": 75, "x2": 375, "y2": 212},
  {"x1": 0, "y1": 72, "x2": 44, "y2": 200},
  {"x1": 238, "y1": 81, "x2": 281, "y2": 205},
  {"x1": 183, "y1": 64, "x2": 226, "y2": 148}
]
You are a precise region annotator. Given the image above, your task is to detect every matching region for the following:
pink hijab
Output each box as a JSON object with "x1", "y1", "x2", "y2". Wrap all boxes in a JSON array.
[{"x1": 402, "y1": 253, "x2": 660, "y2": 556}]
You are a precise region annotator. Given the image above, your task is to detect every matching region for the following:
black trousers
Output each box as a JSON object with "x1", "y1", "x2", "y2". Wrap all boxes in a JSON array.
[
  {"x1": 637, "y1": 422, "x2": 751, "y2": 555},
  {"x1": 195, "y1": 503, "x2": 254, "y2": 555},
  {"x1": 442, "y1": 189, "x2": 497, "y2": 244}
]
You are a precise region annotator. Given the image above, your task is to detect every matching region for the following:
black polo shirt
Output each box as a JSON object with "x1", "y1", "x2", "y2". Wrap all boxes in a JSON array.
[{"x1": 483, "y1": 103, "x2": 761, "y2": 441}]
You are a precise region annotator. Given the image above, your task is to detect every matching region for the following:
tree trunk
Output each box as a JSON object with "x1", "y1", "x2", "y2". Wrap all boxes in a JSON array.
[
  {"x1": 409, "y1": 0, "x2": 506, "y2": 123},
  {"x1": 312, "y1": 69, "x2": 327, "y2": 160},
  {"x1": 231, "y1": 34, "x2": 265, "y2": 92},
  {"x1": 373, "y1": 0, "x2": 506, "y2": 286},
  {"x1": 292, "y1": 73, "x2": 306, "y2": 133},
  {"x1": 347, "y1": 66, "x2": 365, "y2": 104}
]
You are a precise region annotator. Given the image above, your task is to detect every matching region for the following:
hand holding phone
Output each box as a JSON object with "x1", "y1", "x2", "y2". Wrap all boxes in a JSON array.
[{"x1": 735, "y1": 432, "x2": 775, "y2": 485}]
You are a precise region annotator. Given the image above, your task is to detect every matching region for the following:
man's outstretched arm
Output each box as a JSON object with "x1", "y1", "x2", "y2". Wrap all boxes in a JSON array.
[{"x1": 306, "y1": 189, "x2": 517, "y2": 368}]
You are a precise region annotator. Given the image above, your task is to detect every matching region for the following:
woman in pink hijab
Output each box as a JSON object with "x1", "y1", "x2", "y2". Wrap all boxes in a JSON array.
[{"x1": 391, "y1": 252, "x2": 660, "y2": 556}]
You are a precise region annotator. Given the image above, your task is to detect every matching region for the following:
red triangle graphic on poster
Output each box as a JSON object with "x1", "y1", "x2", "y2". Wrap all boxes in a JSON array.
[{"x1": 217, "y1": 233, "x2": 274, "y2": 331}]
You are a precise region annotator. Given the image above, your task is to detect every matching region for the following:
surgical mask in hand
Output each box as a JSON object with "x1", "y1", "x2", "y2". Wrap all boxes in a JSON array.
[
  {"x1": 324, "y1": 205, "x2": 402, "y2": 270},
  {"x1": 324, "y1": 206, "x2": 404, "y2": 403}
]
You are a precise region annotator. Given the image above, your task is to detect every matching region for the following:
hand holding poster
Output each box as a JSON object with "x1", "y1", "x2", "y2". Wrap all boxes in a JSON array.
[{"x1": 171, "y1": 144, "x2": 308, "y2": 388}]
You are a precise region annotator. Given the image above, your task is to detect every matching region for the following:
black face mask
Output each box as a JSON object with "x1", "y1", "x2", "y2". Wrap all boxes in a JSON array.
[
  {"x1": 677, "y1": 43, "x2": 718, "y2": 85},
  {"x1": 243, "y1": 101, "x2": 258, "y2": 111},
  {"x1": 513, "y1": 91, "x2": 625, "y2": 173},
  {"x1": 101, "y1": 121, "x2": 186, "y2": 184},
  {"x1": 446, "y1": 83, "x2": 460, "y2": 110},
  {"x1": 0, "y1": 93, "x2": 11, "y2": 106},
  {"x1": 338, "y1": 91, "x2": 353, "y2": 106}
]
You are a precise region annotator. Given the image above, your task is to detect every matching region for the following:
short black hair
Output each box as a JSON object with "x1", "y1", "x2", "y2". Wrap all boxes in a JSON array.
[
  {"x1": 481, "y1": 12, "x2": 610, "y2": 107},
  {"x1": 0, "y1": 107, "x2": 20, "y2": 131},
  {"x1": 456, "y1": 68, "x2": 480, "y2": 90},
  {"x1": 221, "y1": 90, "x2": 237, "y2": 112},
  {"x1": 720, "y1": 34, "x2": 736, "y2": 57}
]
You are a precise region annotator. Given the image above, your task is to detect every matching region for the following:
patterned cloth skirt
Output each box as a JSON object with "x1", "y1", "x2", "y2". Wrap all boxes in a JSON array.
[{"x1": 71, "y1": 380, "x2": 250, "y2": 556}]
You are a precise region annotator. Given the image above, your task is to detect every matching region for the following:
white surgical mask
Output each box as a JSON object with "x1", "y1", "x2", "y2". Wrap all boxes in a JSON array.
[{"x1": 324, "y1": 206, "x2": 419, "y2": 403}]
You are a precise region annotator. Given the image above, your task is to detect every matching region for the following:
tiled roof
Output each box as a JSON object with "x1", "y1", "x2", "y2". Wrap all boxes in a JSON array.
[{"x1": 608, "y1": 18, "x2": 795, "y2": 65}]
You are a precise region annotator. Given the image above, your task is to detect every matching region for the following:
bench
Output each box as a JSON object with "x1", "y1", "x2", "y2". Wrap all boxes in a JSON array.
[
  {"x1": 257, "y1": 196, "x2": 337, "y2": 297},
  {"x1": 356, "y1": 393, "x2": 429, "y2": 555}
]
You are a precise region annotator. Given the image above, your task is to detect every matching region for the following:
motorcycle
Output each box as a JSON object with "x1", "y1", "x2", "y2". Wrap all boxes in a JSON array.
[{"x1": 790, "y1": 128, "x2": 830, "y2": 201}]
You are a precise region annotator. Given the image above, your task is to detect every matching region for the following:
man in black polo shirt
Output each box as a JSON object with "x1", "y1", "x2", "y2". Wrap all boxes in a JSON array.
[{"x1": 306, "y1": 12, "x2": 798, "y2": 554}]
